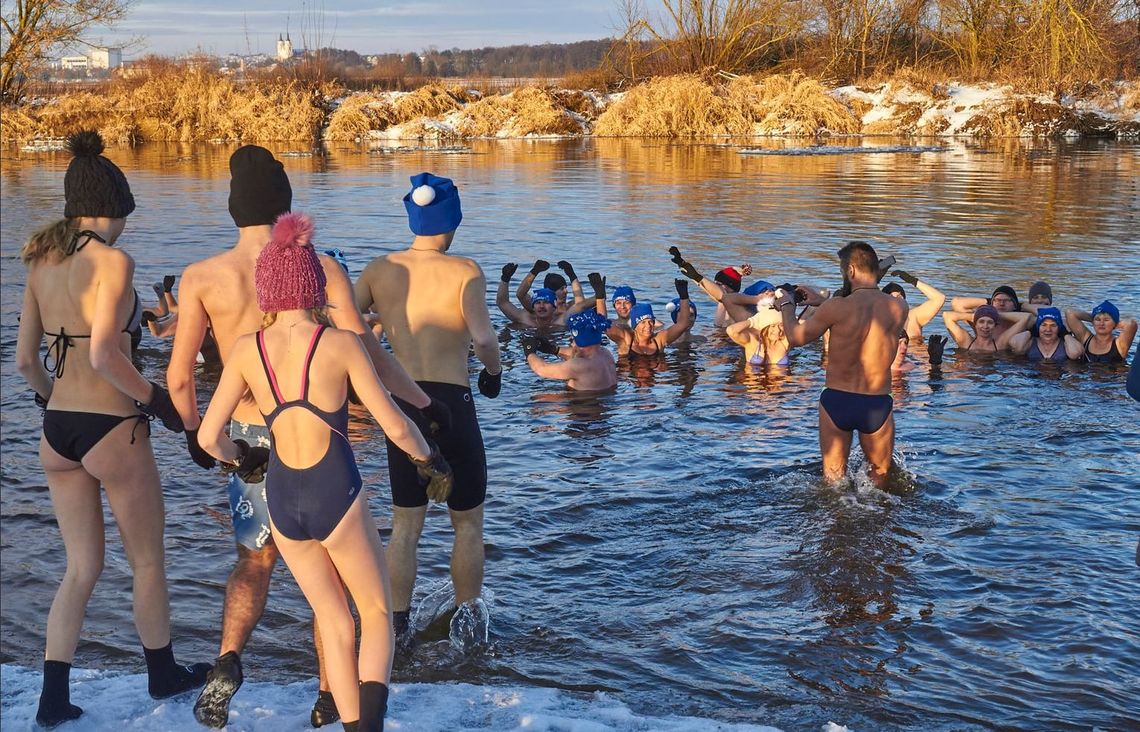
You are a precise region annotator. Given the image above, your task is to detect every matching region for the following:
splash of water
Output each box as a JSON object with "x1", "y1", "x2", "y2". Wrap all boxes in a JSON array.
[{"x1": 448, "y1": 597, "x2": 491, "y2": 654}]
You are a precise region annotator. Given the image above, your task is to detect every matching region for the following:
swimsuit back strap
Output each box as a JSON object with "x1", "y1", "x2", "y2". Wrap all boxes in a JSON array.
[
  {"x1": 256, "y1": 330, "x2": 285, "y2": 406},
  {"x1": 299, "y1": 325, "x2": 327, "y2": 401}
]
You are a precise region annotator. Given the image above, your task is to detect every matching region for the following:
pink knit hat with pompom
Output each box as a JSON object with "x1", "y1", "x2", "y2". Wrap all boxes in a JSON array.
[{"x1": 255, "y1": 212, "x2": 327, "y2": 312}]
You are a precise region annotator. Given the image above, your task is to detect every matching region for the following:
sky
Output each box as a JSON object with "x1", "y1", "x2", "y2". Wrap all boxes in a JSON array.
[{"x1": 87, "y1": 1, "x2": 622, "y2": 58}]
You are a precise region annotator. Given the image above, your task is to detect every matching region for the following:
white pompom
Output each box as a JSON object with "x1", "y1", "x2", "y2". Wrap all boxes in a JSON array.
[
  {"x1": 665, "y1": 301, "x2": 678, "y2": 312},
  {"x1": 411, "y1": 184, "x2": 436, "y2": 206}
]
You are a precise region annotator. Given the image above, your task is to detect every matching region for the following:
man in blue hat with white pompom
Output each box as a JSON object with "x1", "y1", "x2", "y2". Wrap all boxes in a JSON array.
[{"x1": 355, "y1": 172, "x2": 502, "y2": 648}]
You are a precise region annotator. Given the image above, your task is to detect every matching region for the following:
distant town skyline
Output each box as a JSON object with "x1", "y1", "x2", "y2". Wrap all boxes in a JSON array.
[{"x1": 81, "y1": 1, "x2": 620, "y2": 58}]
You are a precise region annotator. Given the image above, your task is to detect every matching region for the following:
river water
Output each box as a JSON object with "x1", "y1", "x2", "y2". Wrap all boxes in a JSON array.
[{"x1": 2, "y1": 138, "x2": 1139, "y2": 731}]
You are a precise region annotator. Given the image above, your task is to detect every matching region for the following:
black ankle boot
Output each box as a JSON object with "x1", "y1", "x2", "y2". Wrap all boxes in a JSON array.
[
  {"x1": 359, "y1": 681, "x2": 389, "y2": 731},
  {"x1": 311, "y1": 688, "x2": 340, "y2": 727},
  {"x1": 36, "y1": 661, "x2": 83, "y2": 729}
]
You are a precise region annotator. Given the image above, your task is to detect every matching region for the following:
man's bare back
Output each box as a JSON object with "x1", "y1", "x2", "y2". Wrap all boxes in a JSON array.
[{"x1": 817, "y1": 289, "x2": 908, "y2": 394}]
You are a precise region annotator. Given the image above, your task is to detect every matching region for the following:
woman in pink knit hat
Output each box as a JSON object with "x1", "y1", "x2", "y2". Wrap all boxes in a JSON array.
[{"x1": 198, "y1": 212, "x2": 452, "y2": 732}]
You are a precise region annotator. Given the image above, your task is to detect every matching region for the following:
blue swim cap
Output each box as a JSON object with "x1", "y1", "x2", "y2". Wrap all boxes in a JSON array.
[
  {"x1": 1091, "y1": 300, "x2": 1120, "y2": 324},
  {"x1": 612, "y1": 285, "x2": 636, "y2": 305},
  {"x1": 322, "y1": 248, "x2": 349, "y2": 273},
  {"x1": 629, "y1": 303, "x2": 655, "y2": 330},
  {"x1": 568, "y1": 311, "x2": 609, "y2": 347},
  {"x1": 403, "y1": 172, "x2": 462, "y2": 236},
  {"x1": 665, "y1": 297, "x2": 697, "y2": 324},
  {"x1": 531, "y1": 288, "x2": 557, "y2": 305},
  {"x1": 1035, "y1": 306, "x2": 1064, "y2": 330},
  {"x1": 743, "y1": 280, "x2": 775, "y2": 296}
]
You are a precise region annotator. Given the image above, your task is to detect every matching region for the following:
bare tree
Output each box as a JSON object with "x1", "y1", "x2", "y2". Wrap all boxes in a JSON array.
[{"x1": 2, "y1": 0, "x2": 131, "y2": 103}]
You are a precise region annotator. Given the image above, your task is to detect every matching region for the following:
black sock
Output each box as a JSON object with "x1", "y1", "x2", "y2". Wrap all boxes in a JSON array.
[
  {"x1": 145, "y1": 643, "x2": 210, "y2": 699},
  {"x1": 36, "y1": 660, "x2": 83, "y2": 728},
  {"x1": 341, "y1": 721, "x2": 359, "y2": 732},
  {"x1": 360, "y1": 681, "x2": 389, "y2": 730}
]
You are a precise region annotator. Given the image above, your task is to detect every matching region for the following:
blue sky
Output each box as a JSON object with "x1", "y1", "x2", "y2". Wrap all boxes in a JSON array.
[{"x1": 90, "y1": 1, "x2": 620, "y2": 57}]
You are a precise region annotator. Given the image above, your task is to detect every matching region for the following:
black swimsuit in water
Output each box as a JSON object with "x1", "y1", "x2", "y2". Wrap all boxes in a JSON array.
[
  {"x1": 1083, "y1": 335, "x2": 1124, "y2": 364},
  {"x1": 41, "y1": 290, "x2": 148, "y2": 463}
]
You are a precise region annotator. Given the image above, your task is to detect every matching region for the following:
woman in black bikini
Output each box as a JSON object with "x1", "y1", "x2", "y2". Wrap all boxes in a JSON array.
[
  {"x1": 14, "y1": 132, "x2": 207, "y2": 728},
  {"x1": 1064, "y1": 300, "x2": 1136, "y2": 364}
]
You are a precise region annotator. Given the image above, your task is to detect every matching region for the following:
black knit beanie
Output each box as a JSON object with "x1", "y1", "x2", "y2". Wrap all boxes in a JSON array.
[
  {"x1": 63, "y1": 131, "x2": 136, "y2": 219},
  {"x1": 228, "y1": 145, "x2": 292, "y2": 227}
]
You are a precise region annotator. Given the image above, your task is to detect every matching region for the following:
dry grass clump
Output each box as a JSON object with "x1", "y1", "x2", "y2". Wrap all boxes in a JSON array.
[
  {"x1": 732, "y1": 72, "x2": 860, "y2": 135},
  {"x1": 390, "y1": 83, "x2": 468, "y2": 123},
  {"x1": 595, "y1": 74, "x2": 730, "y2": 137},
  {"x1": 325, "y1": 93, "x2": 394, "y2": 141},
  {"x1": 453, "y1": 87, "x2": 582, "y2": 137},
  {"x1": 960, "y1": 97, "x2": 1114, "y2": 137},
  {"x1": 1121, "y1": 83, "x2": 1140, "y2": 113},
  {"x1": 551, "y1": 89, "x2": 601, "y2": 120}
]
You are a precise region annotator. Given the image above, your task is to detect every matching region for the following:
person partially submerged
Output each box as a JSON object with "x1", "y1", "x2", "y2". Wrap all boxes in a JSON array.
[{"x1": 523, "y1": 311, "x2": 617, "y2": 391}]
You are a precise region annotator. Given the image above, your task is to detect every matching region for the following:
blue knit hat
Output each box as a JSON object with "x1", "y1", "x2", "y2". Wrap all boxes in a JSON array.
[
  {"x1": 1091, "y1": 300, "x2": 1120, "y2": 324},
  {"x1": 1035, "y1": 307, "x2": 1065, "y2": 333},
  {"x1": 403, "y1": 172, "x2": 462, "y2": 236},
  {"x1": 629, "y1": 303, "x2": 655, "y2": 330},
  {"x1": 612, "y1": 286, "x2": 636, "y2": 305},
  {"x1": 666, "y1": 297, "x2": 697, "y2": 324},
  {"x1": 531, "y1": 288, "x2": 556, "y2": 305},
  {"x1": 743, "y1": 280, "x2": 775, "y2": 296},
  {"x1": 568, "y1": 311, "x2": 609, "y2": 347}
]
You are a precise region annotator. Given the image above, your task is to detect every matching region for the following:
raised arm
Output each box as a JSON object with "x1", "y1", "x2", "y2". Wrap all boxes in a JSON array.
[
  {"x1": 657, "y1": 280, "x2": 694, "y2": 345},
  {"x1": 941, "y1": 311, "x2": 975, "y2": 349},
  {"x1": 1063, "y1": 334, "x2": 1085, "y2": 360},
  {"x1": 1064, "y1": 308, "x2": 1092, "y2": 341},
  {"x1": 1117, "y1": 319, "x2": 1138, "y2": 358},
  {"x1": 779, "y1": 295, "x2": 836, "y2": 347},
  {"x1": 15, "y1": 279, "x2": 53, "y2": 400},
  {"x1": 894, "y1": 271, "x2": 945, "y2": 328},
  {"x1": 951, "y1": 295, "x2": 988, "y2": 312},
  {"x1": 995, "y1": 311, "x2": 1032, "y2": 350},
  {"x1": 496, "y1": 267, "x2": 531, "y2": 325},
  {"x1": 724, "y1": 319, "x2": 753, "y2": 347},
  {"x1": 515, "y1": 259, "x2": 548, "y2": 312}
]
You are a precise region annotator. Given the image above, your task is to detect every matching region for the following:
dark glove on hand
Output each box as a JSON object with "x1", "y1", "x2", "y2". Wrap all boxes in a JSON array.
[
  {"x1": 521, "y1": 335, "x2": 540, "y2": 357},
  {"x1": 668, "y1": 246, "x2": 685, "y2": 266},
  {"x1": 137, "y1": 381, "x2": 185, "y2": 433},
  {"x1": 679, "y1": 260, "x2": 703, "y2": 282},
  {"x1": 162, "y1": 275, "x2": 176, "y2": 293},
  {"x1": 501, "y1": 262, "x2": 518, "y2": 283},
  {"x1": 34, "y1": 392, "x2": 48, "y2": 412},
  {"x1": 411, "y1": 441, "x2": 454, "y2": 503},
  {"x1": 185, "y1": 429, "x2": 217, "y2": 469},
  {"x1": 587, "y1": 272, "x2": 606, "y2": 297},
  {"x1": 675, "y1": 279, "x2": 690, "y2": 300},
  {"x1": 220, "y1": 439, "x2": 270, "y2": 484},
  {"x1": 478, "y1": 367, "x2": 502, "y2": 398},
  {"x1": 529, "y1": 259, "x2": 550, "y2": 276},
  {"x1": 419, "y1": 396, "x2": 452, "y2": 435},
  {"x1": 927, "y1": 334, "x2": 947, "y2": 366},
  {"x1": 557, "y1": 260, "x2": 578, "y2": 281},
  {"x1": 535, "y1": 336, "x2": 559, "y2": 355},
  {"x1": 893, "y1": 269, "x2": 919, "y2": 286}
]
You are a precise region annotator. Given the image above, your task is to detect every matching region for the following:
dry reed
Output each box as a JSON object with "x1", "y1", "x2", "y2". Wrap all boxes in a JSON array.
[
  {"x1": 454, "y1": 87, "x2": 583, "y2": 137},
  {"x1": 325, "y1": 93, "x2": 394, "y2": 141}
]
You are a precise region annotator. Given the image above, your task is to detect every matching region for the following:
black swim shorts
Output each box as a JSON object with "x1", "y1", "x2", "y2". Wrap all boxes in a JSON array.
[{"x1": 387, "y1": 381, "x2": 487, "y2": 512}]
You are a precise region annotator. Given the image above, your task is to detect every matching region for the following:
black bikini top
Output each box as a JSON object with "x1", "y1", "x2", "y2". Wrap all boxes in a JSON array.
[{"x1": 43, "y1": 289, "x2": 142, "y2": 379}]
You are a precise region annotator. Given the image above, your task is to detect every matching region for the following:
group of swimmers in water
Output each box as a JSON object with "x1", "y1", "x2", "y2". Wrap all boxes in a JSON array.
[{"x1": 14, "y1": 132, "x2": 1138, "y2": 732}]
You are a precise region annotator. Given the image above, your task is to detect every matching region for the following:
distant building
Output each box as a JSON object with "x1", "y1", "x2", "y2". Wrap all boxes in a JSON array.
[
  {"x1": 276, "y1": 34, "x2": 293, "y2": 62},
  {"x1": 60, "y1": 56, "x2": 89, "y2": 71},
  {"x1": 89, "y1": 47, "x2": 122, "y2": 69}
]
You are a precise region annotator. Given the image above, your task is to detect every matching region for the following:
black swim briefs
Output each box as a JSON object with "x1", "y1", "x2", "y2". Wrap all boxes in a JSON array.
[{"x1": 387, "y1": 381, "x2": 487, "y2": 512}]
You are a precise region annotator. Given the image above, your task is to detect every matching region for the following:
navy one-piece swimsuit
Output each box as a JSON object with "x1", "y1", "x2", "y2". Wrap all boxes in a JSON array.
[{"x1": 256, "y1": 326, "x2": 362, "y2": 542}]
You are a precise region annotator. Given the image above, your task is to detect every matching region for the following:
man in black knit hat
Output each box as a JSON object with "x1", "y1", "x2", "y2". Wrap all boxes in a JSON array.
[{"x1": 168, "y1": 145, "x2": 443, "y2": 728}]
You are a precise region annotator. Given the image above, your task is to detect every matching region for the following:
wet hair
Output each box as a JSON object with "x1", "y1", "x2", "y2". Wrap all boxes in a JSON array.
[
  {"x1": 882, "y1": 282, "x2": 906, "y2": 298},
  {"x1": 21, "y1": 218, "x2": 80, "y2": 265},
  {"x1": 837, "y1": 240, "x2": 879, "y2": 275}
]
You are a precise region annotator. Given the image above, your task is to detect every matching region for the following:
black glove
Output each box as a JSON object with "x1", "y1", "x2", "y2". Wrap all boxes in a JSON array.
[
  {"x1": 678, "y1": 260, "x2": 703, "y2": 282},
  {"x1": 927, "y1": 334, "x2": 947, "y2": 366},
  {"x1": 522, "y1": 335, "x2": 558, "y2": 357},
  {"x1": 675, "y1": 279, "x2": 690, "y2": 300},
  {"x1": 557, "y1": 260, "x2": 578, "y2": 282},
  {"x1": 529, "y1": 259, "x2": 550, "y2": 276},
  {"x1": 418, "y1": 396, "x2": 452, "y2": 435},
  {"x1": 185, "y1": 429, "x2": 217, "y2": 469},
  {"x1": 501, "y1": 262, "x2": 518, "y2": 283},
  {"x1": 410, "y1": 441, "x2": 453, "y2": 503},
  {"x1": 668, "y1": 245, "x2": 685, "y2": 266},
  {"x1": 136, "y1": 381, "x2": 185, "y2": 433},
  {"x1": 478, "y1": 367, "x2": 502, "y2": 398},
  {"x1": 587, "y1": 272, "x2": 606, "y2": 298},
  {"x1": 893, "y1": 269, "x2": 918, "y2": 286},
  {"x1": 162, "y1": 275, "x2": 176, "y2": 293},
  {"x1": 521, "y1": 335, "x2": 540, "y2": 357},
  {"x1": 220, "y1": 439, "x2": 270, "y2": 484}
]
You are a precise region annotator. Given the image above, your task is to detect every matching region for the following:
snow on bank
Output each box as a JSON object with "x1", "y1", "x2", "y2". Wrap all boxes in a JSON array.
[{"x1": 1, "y1": 664, "x2": 794, "y2": 732}]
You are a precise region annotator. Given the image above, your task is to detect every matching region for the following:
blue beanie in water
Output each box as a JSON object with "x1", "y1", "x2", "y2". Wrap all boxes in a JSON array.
[
  {"x1": 568, "y1": 311, "x2": 609, "y2": 347},
  {"x1": 665, "y1": 297, "x2": 697, "y2": 324},
  {"x1": 1035, "y1": 307, "x2": 1065, "y2": 333},
  {"x1": 612, "y1": 285, "x2": 636, "y2": 305},
  {"x1": 629, "y1": 303, "x2": 655, "y2": 330},
  {"x1": 404, "y1": 172, "x2": 462, "y2": 236},
  {"x1": 1091, "y1": 300, "x2": 1120, "y2": 324},
  {"x1": 743, "y1": 280, "x2": 775, "y2": 296},
  {"x1": 531, "y1": 288, "x2": 556, "y2": 305}
]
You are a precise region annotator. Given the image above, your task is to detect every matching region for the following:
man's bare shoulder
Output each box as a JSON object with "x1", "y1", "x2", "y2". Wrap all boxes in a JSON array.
[{"x1": 181, "y1": 249, "x2": 247, "y2": 287}]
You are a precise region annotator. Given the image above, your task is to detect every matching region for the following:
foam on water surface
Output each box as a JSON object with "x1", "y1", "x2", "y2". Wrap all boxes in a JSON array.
[{"x1": 1, "y1": 664, "x2": 788, "y2": 731}]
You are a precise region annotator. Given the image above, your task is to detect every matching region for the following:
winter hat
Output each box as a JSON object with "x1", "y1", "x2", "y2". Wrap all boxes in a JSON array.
[
  {"x1": 743, "y1": 280, "x2": 775, "y2": 297},
  {"x1": 63, "y1": 131, "x2": 135, "y2": 219},
  {"x1": 1091, "y1": 300, "x2": 1120, "y2": 324},
  {"x1": 990, "y1": 285, "x2": 1021, "y2": 311},
  {"x1": 973, "y1": 304, "x2": 1000, "y2": 326},
  {"x1": 568, "y1": 311, "x2": 609, "y2": 347},
  {"x1": 531, "y1": 288, "x2": 557, "y2": 306},
  {"x1": 229, "y1": 145, "x2": 292, "y2": 227},
  {"x1": 1028, "y1": 281, "x2": 1053, "y2": 303},
  {"x1": 404, "y1": 172, "x2": 462, "y2": 236},
  {"x1": 612, "y1": 286, "x2": 636, "y2": 306},
  {"x1": 255, "y1": 212, "x2": 327, "y2": 313},
  {"x1": 665, "y1": 297, "x2": 697, "y2": 324},
  {"x1": 1035, "y1": 307, "x2": 1065, "y2": 333},
  {"x1": 544, "y1": 273, "x2": 568, "y2": 291},
  {"x1": 714, "y1": 267, "x2": 742, "y2": 292},
  {"x1": 629, "y1": 303, "x2": 655, "y2": 331},
  {"x1": 882, "y1": 282, "x2": 906, "y2": 298}
]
